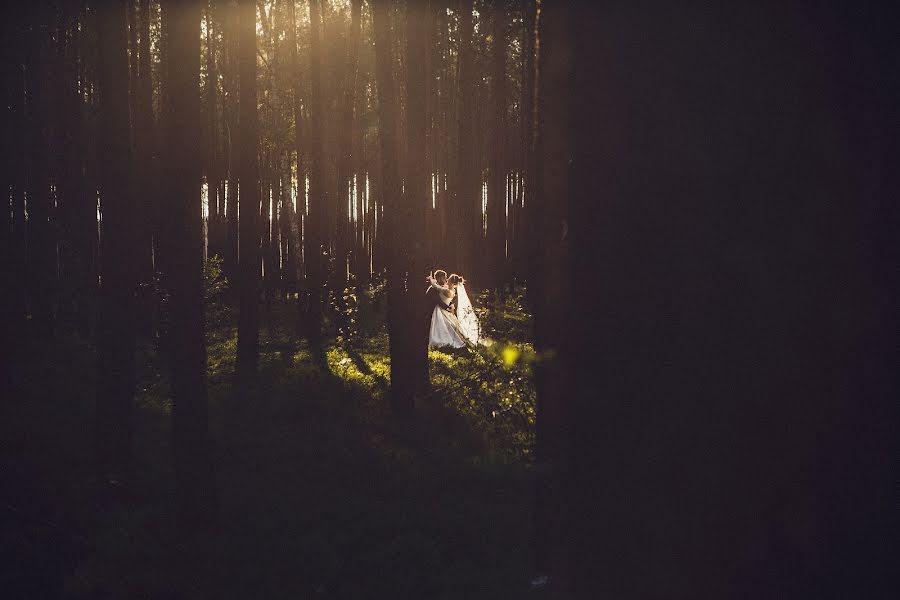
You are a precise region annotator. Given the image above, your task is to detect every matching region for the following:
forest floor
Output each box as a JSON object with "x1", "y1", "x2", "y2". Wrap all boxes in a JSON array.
[{"x1": 1, "y1": 284, "x2": 541, "y2": 599}]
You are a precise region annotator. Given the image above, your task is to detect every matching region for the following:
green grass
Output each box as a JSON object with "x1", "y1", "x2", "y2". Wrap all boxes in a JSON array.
[{"x1": 1, "y1": 288, "x2": 539, "y2": 599}]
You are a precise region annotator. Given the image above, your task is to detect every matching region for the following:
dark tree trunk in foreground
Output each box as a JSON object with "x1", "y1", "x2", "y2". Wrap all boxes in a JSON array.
[
  {"x1": 528, "y1": 0, "x2": 571, "y2": 581},
  {"x1": 165, "y1": 0, "x2": 217, "y2": 530},
  {"x1": 223, "y1": 0, "x2": 240, "y2": 281},
  {"x1": 56, "y1": 2, "x2": 93, "y2": 336},
  {"x1": 205, "y1": 1, "x2": 222, "y2": 260},
  {"x1": 95, "y1": 0, "x2": 137, "y2": 485},
  {"x1": 334, "y1": 0, "x2": 362, "y2": 289},
  {"x1": 485, "y1": 0, "x2": 507, "y2": 289},
  {"x1": 283, "y1": 0, "x2": 305, "y2": 292},
  {"x1": 1, "y1": 12, "x2": 27, "y2": 393},
  {"x1": 235, "y1": 0, "x2": 260, "y2": 377},
  {"x1": 518, "y1": 0, "x2": 537, "y2": 291},
  {"x1": 549, "y1": 3, "x2": 898, "y2": 598},
  {"x1": 454, "y1": 0, "x2": 476, "y2": 277},
  {"x1": 25, "y1": 6, "x2": 56, "y2": 339},
  {"x1": 373, "y1": 0, "x2": 414, "y2": 415},
  {"x1": 137, "y1": 0, "x2": 156, "y2": 268},
  {"x1": 135, "y1": 0, "x2": 158, "y2": 338},
  {"x1": 304, "y1": 0, "x2": 326, "y2": 350},
  {"x1": 405, "y1": 0, "x2": 429, "y2": 396}
]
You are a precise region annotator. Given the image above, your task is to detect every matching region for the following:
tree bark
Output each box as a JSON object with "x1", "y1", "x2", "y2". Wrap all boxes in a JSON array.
[
  {"x1": 486, "y1": 0, "x2": 507, "y2": 289},
  {"x1": 24, "y1": 5, "x2": 56, "y2": 339},
  {"x1": 305, "y1": 0, "x2": 327, "y2": 350},
  {"x1": 520, "y1": 0, "x2": 538, "y2": 305},
  {"x1": 95, "y1": 0, "x2": 138, "y2": 486},
  {"x1": 1, "y1": 11, "x2": 28, "y2": 393},
  {"x1": 223, "y1": 0, "x2": 240, "y2": 281},
  {"x1": 236, "y1": 0, "x2": 261, "y2": 377},
  {"x1": 135, "y1": 0, "x2": 159, "y2": 339},
  {"x1": 454, "y1": 0, "x2": 477, "y2": 277},
  {"x1": 282, "y1": 0, "x2": 304, "y2": 295},
  {"x1": 56, "y1": 3, "x2": 94, "y2": 336},
  {"x1": 334, "y1": 0, "x2": 362, "y2": 289},
  {"x1": 205, "y1": 0, "x2": 222, "y2": 260},
  {"x1": 554, "y1": 3, "x2": 898, "y2": 597},
  {"x1": 405, "y1": 0, "x2": 429, "y2": 395},
  {"x1": 373, "y1": 0, "x2": 415, "y2": 415},
  {"x1": 164, "y1": 0, "x2": 218, "y2": 531}
]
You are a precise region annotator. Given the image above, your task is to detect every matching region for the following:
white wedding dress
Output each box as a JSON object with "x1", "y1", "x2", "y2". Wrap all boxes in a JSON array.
[{"x1": 427, "y1": 278, "x2": 481, "y2": 349}]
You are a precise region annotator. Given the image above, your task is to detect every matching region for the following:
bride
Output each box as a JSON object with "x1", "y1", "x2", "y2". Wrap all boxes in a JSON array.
[{"x1": 426, "y1": 272, "x2": 481, "y2": 349}]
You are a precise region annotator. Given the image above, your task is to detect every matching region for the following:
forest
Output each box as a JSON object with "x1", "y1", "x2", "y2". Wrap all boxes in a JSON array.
[{"x1": 2, "y1": 1, "x2": 898, "y2": 598}]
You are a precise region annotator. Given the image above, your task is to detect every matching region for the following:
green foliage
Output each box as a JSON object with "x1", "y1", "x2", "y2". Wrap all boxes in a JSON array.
[
  {"x1": 474, "y1": 287, "x2": 533, "y2": 344},
  {"x1": 203, "y1": 255, "x2": 231, "y2": 329},
  {"x1": 331, "y1": 285, "x2": 360, "y2": 350},
  {"x1": 428, "y1": 339, "x2": 538, "y2": 462}
]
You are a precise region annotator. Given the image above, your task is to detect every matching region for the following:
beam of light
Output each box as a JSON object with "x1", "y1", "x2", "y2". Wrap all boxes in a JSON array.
[
  {"x1": 223, "y1": 180, "x2": 228, "y2": 215},
  {"x1": 505, "y1": 174, "x2": 509, "y2": 219},
  {"x1": 431, "y1": 173, "x2": 436, "y2": 209},
  {"x1": 352, "y1": 173, "x2": 360, "y2": 223},
  {"x1": 482, "y1": 180, "x2": 487, "y2": 235},
  {"x1": 202, "y1": 178, "x2": 208, "y2": 219}
]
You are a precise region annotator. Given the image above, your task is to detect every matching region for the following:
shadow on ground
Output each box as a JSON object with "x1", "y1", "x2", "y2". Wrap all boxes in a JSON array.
[{"x1": 1, "y1": 294, "x2": 538, "y2": 599}]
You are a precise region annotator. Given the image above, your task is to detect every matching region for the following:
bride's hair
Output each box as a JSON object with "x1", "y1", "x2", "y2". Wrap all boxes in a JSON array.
[{"x1": 448, "y1": 274, "x2": 464, "y2": 285}]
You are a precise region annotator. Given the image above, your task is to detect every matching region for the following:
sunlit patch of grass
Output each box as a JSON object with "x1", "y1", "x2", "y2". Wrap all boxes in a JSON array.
[
  {"x1": 325, "y1": 337, "x2": 391, "y2": 399},
  {"x1": 423, "y1": 311, "x2": 537, "y2": 461},
  {"x1": 327, "y1": 347, "x2": 370, "y2": 386}
]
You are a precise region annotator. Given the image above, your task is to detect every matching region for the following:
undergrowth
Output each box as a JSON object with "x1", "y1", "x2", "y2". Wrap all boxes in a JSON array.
[{"x1": 2, "y1": 268, "x2": 539, "y2": 599}]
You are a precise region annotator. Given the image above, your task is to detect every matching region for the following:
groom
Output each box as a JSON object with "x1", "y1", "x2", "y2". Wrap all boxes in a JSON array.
[{"x1": 425, "y1": 269, "x2": 456, "y2": 317}]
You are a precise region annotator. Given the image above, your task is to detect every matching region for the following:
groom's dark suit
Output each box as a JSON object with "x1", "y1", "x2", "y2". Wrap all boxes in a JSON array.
[{"x1": 425, "y1": 284, "x2": 455, "y2": 318}]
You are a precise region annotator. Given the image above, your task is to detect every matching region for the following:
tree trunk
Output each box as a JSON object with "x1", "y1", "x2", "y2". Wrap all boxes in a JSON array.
[
  {"x1": 205, "y1": 0, "x2": 222, "y2": 260},
  {"x1": 236, "y1": 0, "x2": 261, "y2": 377},
  {"x1": 1, "y1": 11, "x2": 28, "y2": 393},
  {"x1": 373, "y1": 0, "x2": 415, "y2": 415},
  {"x1": 305, "y1": 0, "x2": 327, "y2": 350},
  {"x1": 56, "y1": 3, "x2": 94, "y2": 336},
  {"x1": 454, "y1": 0, "x2": 476, "y2": 277},
  {"x1": 528, "y1": 0, "x2": 571, "y2": 583},
  {"x1": 486, "y1": 0, "x2": 507, "y2": 289},
  {"x1": 164, "y1": 0, "x2": 218, "y2": 531},
  {"x1": 95, "y1": 0, "x2": 138, "y2": 487},
  {"x1": 405, "y1": 0, "x2": 429, "y2": 395},
  {"x1": 334, "y1": 0, "x2": 362, "y2": 289},
  {"x1": 519, "y1": 0, "x2": 537, "y2": 300},
  {"x1": 223, "y1": 0, "x2": 240, "y2": 281},
  {"x1": 135, "y1": 0, "x2": 158, "y2": 339},
  {"x1": 554, "y1": 3, "x2": 898, "y2": 597},
  {"x1": 24, "y1": 5, "x2": 56, "y2": 339},
  {"x1": 284, "y1": 0, "x2": 305, "y2": 288},
  {"x1": 262, "y1": 152, "x2": 276, "y2": 307}
]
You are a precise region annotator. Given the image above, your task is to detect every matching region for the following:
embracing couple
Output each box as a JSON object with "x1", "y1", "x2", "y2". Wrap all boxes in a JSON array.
[{"x1": 424, "y1": 269, "x2": 481, "y2": 349}]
